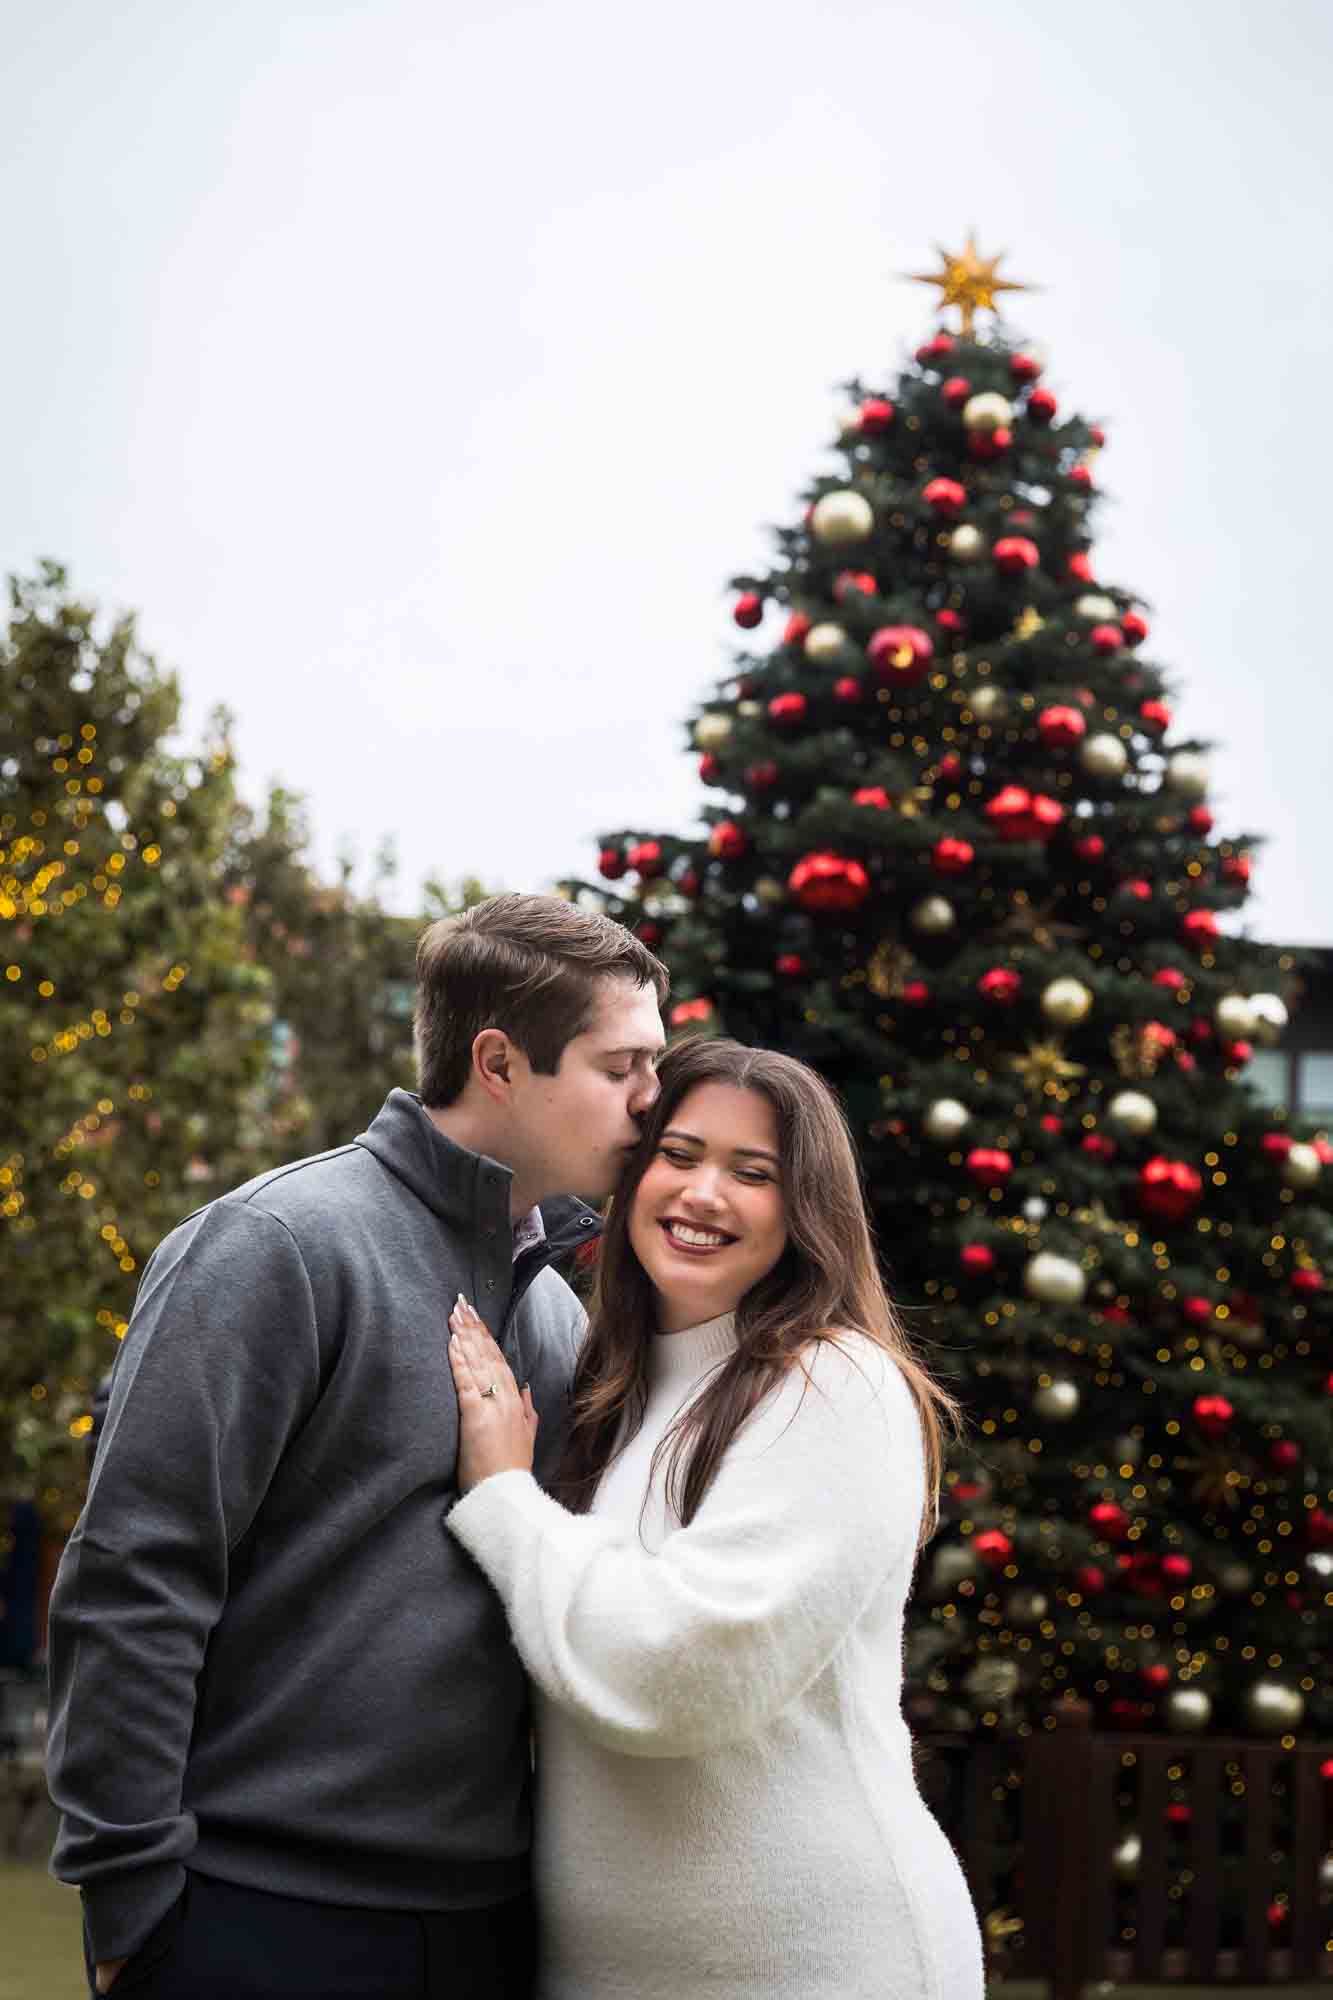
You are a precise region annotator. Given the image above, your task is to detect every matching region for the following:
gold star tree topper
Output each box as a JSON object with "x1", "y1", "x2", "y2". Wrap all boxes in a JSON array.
[{"x1": 906, "y1": 233, "x2": 1037, "y2": 334}]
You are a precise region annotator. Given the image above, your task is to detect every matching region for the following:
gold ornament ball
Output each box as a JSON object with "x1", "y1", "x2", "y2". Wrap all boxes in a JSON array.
[
  {"x1": 925, "y1": 1543, "x2": 979, "y2": 1599},
  {"x1": 753, "y1": 876, "x2": 787, "y2": 908},
  {"x1": 1112, "y1": 1833, "x2": 1141, "y2": 1882},
  {"x1": 1033, "y1": 1379, "x2": 1080, "y2": 1421},
  {"x1": 910, "y1": 894, "x2": 956, "y2": 935},
  {"x1": 963, "y1": 1657, "x2": 1020, "y2": 1709},
  {"x1": 948, "y1": 524, "x2": 985, "y2": 563},
  {"x1": 1165, "y1": 1687, "x2": 1212, "y2": 1732},
  {"x1": 804, "y1": 622, "x2": 849, "y2": 664},
  {"x1": 1074, "y1": 593, "x2": 1119, "y2": 621},
  {"x1": 1040, "y1": 976, "x2": 1092, "y2": 1027},
  {"x1": 1282, "y1": 1142, "x2": 1322, "y2": 1189},
  {"x1": 736, "y1": 700, "x2": 762, "y2": 718},
  {"x1": 810, "y1": 490, "x2": 874, "y2": 545},
  {"x1": 1006, "y1": 1587, "x2": 1049, "y2": 1627},
  {"x1": 694, "y1": 713, "x2": 733, "y2": 750},
  {"x1": 1248, "y1": 992, "x2": 1288, "y2": 1046},
  {"x1": 962, "y1": 390, "x2": 1013, "y2": 434},
  {"x1": 1080, "y1": 733, "x2": 1128, "y2": 780},
  {"x1": 1214, "y1": 994, "x2": 1256, "y2": 1040},
  {"x1": 1024, "y1": 1251, "x2": 1086, "y2": 1306},
  {"x1": 968, "y1": 684, "x2": 1008, "y2": 722},
  {"x1": 1245, "y1": 1679, "x2": 1304, "y2": 1734},
  {"x1": 924, "y1": 1097, "x2": 971, "y2": 1142},
  {"x1": 1107, "y1": 1089, "x2": 1157, "y2": 1136},
  {"x1": 1165, "y1": 751, "x2": 1210, "y2": 799}
]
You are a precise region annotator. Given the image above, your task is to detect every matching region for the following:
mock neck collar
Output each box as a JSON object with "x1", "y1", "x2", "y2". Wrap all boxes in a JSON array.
[{"x1": 650, "y1": 1310, "x2": 738, "y2": 1383}]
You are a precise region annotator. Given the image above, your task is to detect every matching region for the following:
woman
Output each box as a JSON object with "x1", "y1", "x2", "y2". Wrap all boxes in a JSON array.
[{"x1": 446, "y1": 1037, "x2": 984, "y2": 2000}]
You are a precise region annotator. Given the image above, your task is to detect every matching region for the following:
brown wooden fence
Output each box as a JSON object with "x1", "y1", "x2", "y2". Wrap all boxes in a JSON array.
[{"x1": 915, "y1": 1701, "x2": 1333, "y2": 1993}]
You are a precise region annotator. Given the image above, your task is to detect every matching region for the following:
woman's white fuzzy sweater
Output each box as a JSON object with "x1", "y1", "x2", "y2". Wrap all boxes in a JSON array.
[{"x1": 448, "y1": 1312, "x2": 984, "y2": 2000}]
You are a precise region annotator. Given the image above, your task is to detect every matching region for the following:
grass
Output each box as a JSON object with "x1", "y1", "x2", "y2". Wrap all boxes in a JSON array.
[{"x1": 2, "y1": 1860, "x2": 86, "y2": 2000}]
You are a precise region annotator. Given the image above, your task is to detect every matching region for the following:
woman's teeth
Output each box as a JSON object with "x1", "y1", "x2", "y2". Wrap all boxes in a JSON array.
[{"x1": 663, "y1": 1221, "x2": 731, "y2": 1249}]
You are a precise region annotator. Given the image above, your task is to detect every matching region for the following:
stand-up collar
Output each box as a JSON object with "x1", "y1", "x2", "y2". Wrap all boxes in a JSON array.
[{"x1": 353, "y1": 1088, "x2": 600, "y2": 1264}]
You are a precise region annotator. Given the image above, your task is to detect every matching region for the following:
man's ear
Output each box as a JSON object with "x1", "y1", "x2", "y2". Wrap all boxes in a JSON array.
[{"x1": 472, "y1": 1028, "x2": 515, "y2": 1105}]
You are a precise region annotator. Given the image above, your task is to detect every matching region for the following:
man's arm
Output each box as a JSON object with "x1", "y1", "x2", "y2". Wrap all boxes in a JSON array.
[{"x1": 46, "y1": 1199, "x2": 323, "y2": 1967}]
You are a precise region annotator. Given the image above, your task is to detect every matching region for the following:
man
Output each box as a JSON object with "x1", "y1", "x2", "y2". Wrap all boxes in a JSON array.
[{"x1": 47, "y1": 893, "x2": 667, "y2": 1999}]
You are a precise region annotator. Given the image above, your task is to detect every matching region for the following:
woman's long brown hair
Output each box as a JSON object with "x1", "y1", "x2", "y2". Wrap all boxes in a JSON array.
[{"x1": 554, "y1": 1037, "x2": 961, "y2": 1549}]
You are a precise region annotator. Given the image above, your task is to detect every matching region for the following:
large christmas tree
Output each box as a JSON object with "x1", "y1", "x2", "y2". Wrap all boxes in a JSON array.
[
  {"x1": 0, "y1": 564, "x2": 272, "y2": 1525},
  {"x1": 573, "y1": 241, "x2": 1333, "y2": 1744}
]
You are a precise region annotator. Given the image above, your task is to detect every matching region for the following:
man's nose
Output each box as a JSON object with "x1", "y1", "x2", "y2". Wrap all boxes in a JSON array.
[{"x1": 629, "y1": 1068, "x2": 661, "y2": 1116}]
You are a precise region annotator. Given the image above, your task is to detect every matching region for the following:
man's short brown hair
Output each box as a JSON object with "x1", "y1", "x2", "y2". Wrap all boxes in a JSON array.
[{"x1": 414, "y1": 894, "x2": 670, "y2": 1107}]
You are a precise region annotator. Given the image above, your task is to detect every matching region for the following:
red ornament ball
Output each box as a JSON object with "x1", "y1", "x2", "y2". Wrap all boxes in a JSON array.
[
  {"x1": 635, "y1": 921, "x2": 663, "y2": 947},
  {"x1": 1187, "y1": 805, "x2": 1214, "y2": 834},
  {"x1": 1152, "y1": 966, "x2": 1187, "y2": 991},
  {"x1": 1160, "y1": 1555, "x2": 1193, "y2": 1582},
  {"x1": 732, "y1": 591, "x2": 763, "y2": 629},
  {"x1": 852, "y1": 785, "x2": 893, "y2": 810},
  {"x1": 1067, "y1": 551, "x2": 1095, "y2": 582},
  {"x1": 775, "y1": 953, "x2": 806, "y2": 979},
  {"x1": 676, "y1": 869, "x2": 701, "y2": 898},
  {"x1": 768, "y1": 692, "x2": 808, "y2": 727},
  {"x1": 968, "y1": 427, "x2": 1011, "y2": 461},
  {"x1": 1089, "y1": 623, "x2": 1124, "y2": 655},
  {"x1": 993, "y1": 535, "x2": 1041, "y2": 575},
  {"x1": 1141, "y1": 1663, "x2": 1172, "y2": 1690},
  {"x1": 923, "y1": 477, "x2": 968, "y2": 515},
  {"x1": 670, "y1": 997, "x2": 715, "y2": 1028},
  {"x1": 1081, "y1": 1133, "x2": 1115, "y2": 1159},
  {"x1": 935, "y1": 608, "x2": 965, "y2": 635},
  {"x1": 782, "y1": 612, "x2": 813, "y2": 648},
  {"x1": 901, "y1": 979, "x2": 931, "y2": 1008},
  {"x1": 1068, "y1": 464, "x2": 1094, "y2": 490},
  {"x1": 1073, "y1": 834, "x2": 1106, "y2": 862},
  {"x1": 698, "y1": 753, "x2": 721, "y2": 782},
  {"x1": 745, "y1": 760, "x2": 779, "y2": 791},
  {"x1": 598, "y1": 845, "x2": 627, "y2": 880},
  {"x1": 978, "y1": 966, "x2": 1022, "y2": 1004},
  {"x1": 1038, "y1": 704, "x2": 1087, "y2": 748},
  {"x1": 832, "y1": 675, "x2": 863, "y2": 705},
  {"x1": 960, "y1": 1244, "x2": 995, "y2": 1275},
  {"x1": 916, "y1": 333, "x2": 955, "y2": 364},
  {"x1": 787, "y1": 851, "x2": 871, "y2": 913},
  {"x1": 708, "y1": 820, "x2": 747, "y2": 860},
  {"x1": 973, "y1": 1529, "x2": 1013, "y2": 1569},
  {"x1": 1221, "y1": 854, "x2": 1251, "y2": 885},
  {"x1": 965, "y1": 1146, "x2": 1014, "y2": 1187},
  {"x1": 1192, "y1": 1394, "x2": 1234, "y2": 1437},
  {"x1": 833, "y1": 569, "x2": 878, "y2": 602},
  {"x1": 1139, "y1": 698, "x2": 1171, "y2": 733},
  {"x1": 986, "y1": 785, "x2": 1064, "y2": 841},
  {"x1": 941, "y1": 375, "x2": 972, "y2": 408},
  {"x1": 936, "y1": 751, "x2": 963, "y2": 779},
  {"x1": 1075, "y1": 1565, "x2": 1106, "y2": 1595},
  {"x1": 1122, "y1": 611, "x2": 1150, "y2": 646},
  {"x1": 1291, "y1": 1266, "x2": 1325, "y2": 1294},
  {"x1": 867, "y1": 624, "x2": 934, "y2": 688},
  {"x1": 1181, "y1": 908, "x2": 1220, "y2": 949},
  {"x1": 1181, "y1": 1296, "x2": 1214, "y2": 1325},
  {"x1": 1089, "y1": 1501, "x2": 1129, "y2": 1541},
  {"x1": 932, "y1": 837, "x2": 974, "y2": 874},
  {"x1": 1121, "y1": 878, "x2": 1153, "y2": 901},
  {"x1": 628, "y1": 839, "x2": 665, "y2": 878},
  {"x1": 1270, "y1": 1440, "x2": 1301, "y2": 1469},
  {"x1": 1027, "y1": 386, "x2": 1058, "y2": 423},
  {"x1": 1010, "y1": 351, "x2": 1042, "y2": 383},
  {"x1": 1138, "y1": 1156, "x2": 1203, "y2": 1222},
  {"x1": 859, "y1": 397, "x2": 895, "y2": 432}
]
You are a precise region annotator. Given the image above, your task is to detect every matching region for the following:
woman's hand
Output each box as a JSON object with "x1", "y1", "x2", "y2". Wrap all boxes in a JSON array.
[{"x1": 448, "y1": 1295, "x2": 539, "y2": 1492}]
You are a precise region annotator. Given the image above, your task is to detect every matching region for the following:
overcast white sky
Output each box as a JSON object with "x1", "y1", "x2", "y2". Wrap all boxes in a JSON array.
[{"x1": 6, "y1": 0, "x2": 1332, "y2": 939}]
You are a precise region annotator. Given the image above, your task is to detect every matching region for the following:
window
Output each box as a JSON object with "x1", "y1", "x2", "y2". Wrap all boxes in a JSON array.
[
  {"x1": 1245, "y1": 1049, "x2": 1288, "y2": 1109},
  {"x1": 1297, "y1": 1050, "x2": 1333, "y2": 1120}
]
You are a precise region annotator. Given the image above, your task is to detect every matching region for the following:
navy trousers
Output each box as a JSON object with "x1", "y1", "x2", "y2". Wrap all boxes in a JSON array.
[{"x1": 87, "y1": 1871, "x2": 536, "y2": 2000}]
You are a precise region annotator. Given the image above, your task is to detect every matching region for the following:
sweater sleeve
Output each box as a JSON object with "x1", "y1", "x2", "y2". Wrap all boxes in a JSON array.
[
  {"x1": 446, "y1": 1335, "x2": 925, "y2": 1759},
  {"x1": 45, "y1": 1199, "x2": 323, "y2": 1963}
]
